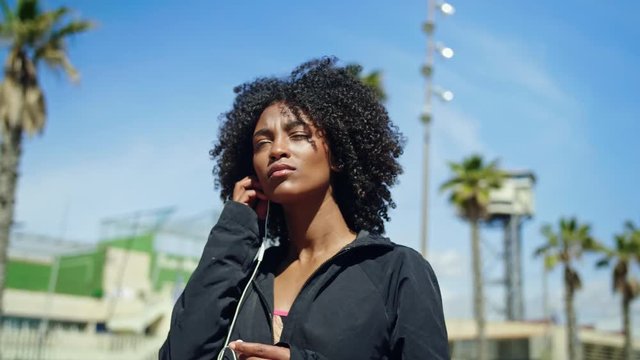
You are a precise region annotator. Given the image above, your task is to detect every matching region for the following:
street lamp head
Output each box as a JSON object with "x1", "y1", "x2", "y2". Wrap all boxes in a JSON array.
[
  {"x1": 441, "y1": 90, "x2": 454, "y2": 101},
  {"x1": 434, "y1": 87, "x2": 454, "y2": 102},
  {"x1": 439, "y1": 2, "x2": 455, "y2": 16},
  {"x1": 437, "y1": 43, "x2": 455, "y2": 59},
  {"x1": 441, "y1": 47, "x2": 454, "y2": 58}
]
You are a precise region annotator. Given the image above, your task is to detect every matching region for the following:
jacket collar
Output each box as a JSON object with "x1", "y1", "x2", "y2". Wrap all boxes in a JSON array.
[
  {"x1": 251, "y1": 230, "x2": 393, "y2": 316},
  {"x1": 255, "y1": 230, "x2": 393, "y2": 282},
  {"x1": 264, "y1": 229, "x2": 393, "y2": 262},
  {"x1": 345, "y1": 230, "x2": 394, "y2": 250}
]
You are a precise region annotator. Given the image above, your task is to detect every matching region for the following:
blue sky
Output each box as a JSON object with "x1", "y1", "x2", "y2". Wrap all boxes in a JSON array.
[{"x1": 15, "y1": 0, "x2": 640, "y2": 334}]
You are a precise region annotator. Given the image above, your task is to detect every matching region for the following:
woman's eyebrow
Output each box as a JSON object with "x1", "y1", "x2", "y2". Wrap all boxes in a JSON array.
[
  {"x1": 283, "y1": 118, "x2": 308, "y2": 132},
  {"x1": 253, "y1": 119, "x2": 308, "y2": 139},
  {"x1": 253, "y1": 128, "x2": 271, "y2": 139}
]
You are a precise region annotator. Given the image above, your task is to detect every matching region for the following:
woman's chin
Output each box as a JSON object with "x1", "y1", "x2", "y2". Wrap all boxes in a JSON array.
[
  {"x1": 267, "y1": 185, "x2": 319, "y2": 205},
  {"x1": 266, "y1": 191, "x2": 298, "y2": 205}
]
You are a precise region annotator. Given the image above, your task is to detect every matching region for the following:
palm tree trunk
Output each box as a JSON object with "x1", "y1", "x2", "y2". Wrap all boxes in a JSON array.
[
  {"x1": 471, "y1": 219, "x2": 487, "y2": 360},
  {"x1": 623, "y1": 293, "x2": 632, "y2": 360},
  {"x1": 565, "y1": 266, "x2": 579, "y2": 360},
  {"x1": 0, "y1": 125, "x2": 23, "y2": 317}
]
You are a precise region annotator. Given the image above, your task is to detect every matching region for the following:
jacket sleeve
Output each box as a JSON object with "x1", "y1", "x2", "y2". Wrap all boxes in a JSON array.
[
  {"x1": 159, "y1": 201, "x2": 261, "y2": 360},
  {"x1": 389, "y1": 250, "x2": 449, "y2": 359},
  {"x1": 286, "y1": 344, "x2": 328, "y2": 360}
]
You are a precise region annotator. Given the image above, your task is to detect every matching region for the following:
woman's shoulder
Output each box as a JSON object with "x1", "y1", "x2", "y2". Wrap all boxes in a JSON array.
[
  {"x1": 355, "y1": 235, "x2": 444, "y2": 310},
  {"x1": 356, "y1": 233, "x2": 439, "y2": 282},
  {"x1": 360, "y1": 232, "x2": 432, "y2": 266}
]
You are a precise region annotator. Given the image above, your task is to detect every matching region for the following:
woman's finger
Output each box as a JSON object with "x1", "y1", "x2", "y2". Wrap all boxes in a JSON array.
[
  {"x1": 233, "y1": 177, "x2": 253, "y2": 197},
  {"x1": 254, "y1": 191, "x2": 268, "y2": 200},
  {"x1": 250, "y1": 178, "x2": 269, "y2": 201},
  {"x1": 230, "y1": 341, "x2": 289, "y2": 360},
  {"x1": 234, "y1": 190, "x2": 251, "y2": 205},
  {"x1": 250, "y1": 177, "x2": 263, "y2": 190},
  {"x1": 234, "y1": 176, "x2": 252, "y2": 191}
]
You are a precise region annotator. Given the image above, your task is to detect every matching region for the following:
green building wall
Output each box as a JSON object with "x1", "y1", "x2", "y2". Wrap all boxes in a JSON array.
[
  {"x1": 6, "y1": 249, "x2": 106, "y2": 298},
  {"x1": 5, "y1": 261, "x2": 51, "y2": 292},
  {"x1": 7, "y1": 232, "x2": 196, "y2": 298}
]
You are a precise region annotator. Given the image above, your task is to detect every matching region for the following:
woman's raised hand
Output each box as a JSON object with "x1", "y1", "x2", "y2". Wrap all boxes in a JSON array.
[
  {"x1": 232, "y1": 176, "x2": 269, "y2": 220},
  {"x1": 229, "y1": 341, "x2": 290, "y2": 360}
]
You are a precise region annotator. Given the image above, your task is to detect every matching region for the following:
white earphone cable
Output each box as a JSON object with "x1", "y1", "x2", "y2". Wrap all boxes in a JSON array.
[{"x1": 216, "y1": 201, "x2": 270, "y2": 360}]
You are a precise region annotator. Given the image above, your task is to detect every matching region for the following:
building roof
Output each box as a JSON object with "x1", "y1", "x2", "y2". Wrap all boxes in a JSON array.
[{"x1": 9, "y1": 232, "x2": 96, "y2": 262}]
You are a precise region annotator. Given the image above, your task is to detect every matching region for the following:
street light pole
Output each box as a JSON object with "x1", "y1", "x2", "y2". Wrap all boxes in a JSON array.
[
  {"x1": 420, "y1": 0, "x2": 454, "y2": 259},
  {"x1": 419, "y1": 0, "x2": 435, "y2": 259}
]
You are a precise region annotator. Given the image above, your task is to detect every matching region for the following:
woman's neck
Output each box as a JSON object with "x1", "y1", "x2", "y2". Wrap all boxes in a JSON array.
[{"x1": 282, "y1": 190, "x2": 355, "y2": 263}]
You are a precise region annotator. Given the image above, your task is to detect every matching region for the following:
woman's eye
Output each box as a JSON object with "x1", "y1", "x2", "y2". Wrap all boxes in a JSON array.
[
  {"x1": 254, "y1": 140, "x2": 271, "y2": 149},
  {"x1": 290, "y1": 133, "x2": 310, "y2": 140}
]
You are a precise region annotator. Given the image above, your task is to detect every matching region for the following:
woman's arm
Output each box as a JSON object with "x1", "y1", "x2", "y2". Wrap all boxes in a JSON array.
[
  {"x1": 228, "y1": 341, "x2": 329, "y2": 360},
  {"x1": 389, "y1": 250, "x2": 449, "y2": 359},
  {"x1": 159, "y1": 201, "x2": 261, "y2": 360}
]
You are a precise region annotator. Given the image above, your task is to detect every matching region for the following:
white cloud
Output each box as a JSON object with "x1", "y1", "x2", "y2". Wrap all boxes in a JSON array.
[
  {"x1": 430, "y1": 248, "x2": 467, "y2": 278},
  {"x1": 16, "y1": 136, "x2": 218, "y2": 242}
]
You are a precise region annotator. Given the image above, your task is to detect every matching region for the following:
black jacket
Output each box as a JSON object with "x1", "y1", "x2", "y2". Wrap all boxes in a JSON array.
[{"x1": 159, "y1": 201, "x2": 449, "y2": 359}]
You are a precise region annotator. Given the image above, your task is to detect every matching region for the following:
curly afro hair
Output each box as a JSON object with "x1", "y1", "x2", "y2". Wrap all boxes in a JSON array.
[{"x1": 210, "y1": 57, "x2": 405, "y2": 239}]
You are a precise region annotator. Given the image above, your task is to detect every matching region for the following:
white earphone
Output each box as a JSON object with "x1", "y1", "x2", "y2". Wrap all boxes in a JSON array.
[{"x1": 216, "y1": 201, "x2": 270, "y2": 360}]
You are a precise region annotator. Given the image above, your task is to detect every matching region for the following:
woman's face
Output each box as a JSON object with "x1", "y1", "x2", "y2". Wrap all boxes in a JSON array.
[{"x1": 252, "y1": 103, "x2": 333, "y2": 204}]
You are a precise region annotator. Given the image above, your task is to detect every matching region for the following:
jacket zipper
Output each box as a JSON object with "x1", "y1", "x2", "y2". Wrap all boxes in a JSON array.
[
  {"x1": 287, "y1": 239, "x2": 392, "y2": 301},
  {"x1": 251, "y1": 275, "x2": 274, "y2": 340},
  {"x1": 254, "y1": 241, "x2": 391, "y2": 343},
  {"x1": 278, "y1": 244, "x2": 356, "y2": 341}
]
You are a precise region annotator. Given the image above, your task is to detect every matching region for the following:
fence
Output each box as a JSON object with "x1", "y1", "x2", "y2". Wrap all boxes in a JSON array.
[{"x1": 0, "y1": 324, "x2": 163, "y2": 360}]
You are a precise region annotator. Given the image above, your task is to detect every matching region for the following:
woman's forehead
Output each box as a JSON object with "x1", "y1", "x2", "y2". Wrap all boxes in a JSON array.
[{"x1": 254, "y1": 103, "x2": 315, "y2": 131}]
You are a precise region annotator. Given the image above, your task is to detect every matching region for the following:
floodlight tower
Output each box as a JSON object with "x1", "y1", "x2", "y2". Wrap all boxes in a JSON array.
[
  {"x1": 487, "y1": 171, "x2": 536, "y2": 321},
  {"x1": 420, "y1": 0, "x2": 455, "y2": 258}
]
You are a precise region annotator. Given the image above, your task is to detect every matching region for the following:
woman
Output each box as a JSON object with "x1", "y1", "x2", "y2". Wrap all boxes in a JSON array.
[{"x1": 159, "y1": 58, "x2": 448, "y2": 360}]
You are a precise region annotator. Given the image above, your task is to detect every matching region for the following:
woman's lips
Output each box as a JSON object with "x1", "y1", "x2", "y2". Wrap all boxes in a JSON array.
[
  {"x1": 267, "y1": 163, "x2": 296, "y2": 178},
  {"x1": 270, "y1": 168, "x2": 295, "y2": 178}
]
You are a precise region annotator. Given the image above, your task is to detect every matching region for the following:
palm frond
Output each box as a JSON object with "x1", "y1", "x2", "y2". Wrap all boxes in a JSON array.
[
  {"x1": 360, "y1": 70, "x2": 386, "y2": 102},
  {"x1": 48, "y1": 19, "x2": 93, "y2": 43},
  {"x1": 0, "y1": 0, "x2": 90, "y2": 134},
  {"x1": 17, "y1": 0, "x2": 40, "y2": 22},
  {"x1": 440, "y1": 154, "x2": 505, "y2": 221},
  {"x1": 544, "y1": 254, "x2": 559, "y2": 270},
  {"x1": 0, "y1": 0, "x2": 14, "y2": 23},
  {"x1": 534, "y1": 243, "x2": 552, "y2": 257},
  {"x1": 38, "y1": 46, "x2": 78, "y2": 81},
  {"x1": 439, "y1": 177, "x2": 462, "y2": 192},
  {"x1": 344, "y1": 63, "x2": 387, "y2": 102},
  {"x1": 540, "y1": 224, "x2": 559, "y2": 247},
  {"x1": 40, "y1": 6, "x2": 70, "y2": 26}
]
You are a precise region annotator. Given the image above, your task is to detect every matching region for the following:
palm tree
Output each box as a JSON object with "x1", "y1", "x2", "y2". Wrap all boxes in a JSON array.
[
  {"x1": 596, "y1": 220, "x2": 640, "y2": 360},
  {"x1": 535, "y1": 218, "x2": 602, "y2": 360},
  {"x1": 440, "y1": 154, "x2": 505, "y2": 360},
  {"x1": 0, "y1": 0, "x2": 92, "y2": 316},
  {"x1": 346, "y1": 63, "x2": 387, "y2": 102}
]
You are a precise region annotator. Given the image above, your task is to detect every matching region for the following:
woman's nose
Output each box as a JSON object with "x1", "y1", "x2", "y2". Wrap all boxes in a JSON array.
[{"x1": 269, "y1": 136, "x2": 291, "y2": 160}]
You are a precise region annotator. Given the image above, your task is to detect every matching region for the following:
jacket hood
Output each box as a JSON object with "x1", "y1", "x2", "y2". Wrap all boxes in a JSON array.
[{"x1": 346, "y1": 230, "x2": 394, "y2": 250}]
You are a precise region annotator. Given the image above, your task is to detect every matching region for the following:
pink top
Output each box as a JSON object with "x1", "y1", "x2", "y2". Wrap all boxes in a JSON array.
[
  {"x1": 273, "y1": 309, "x2": 289, "y2": 317},
  {"x1": 273, "y1": 309, "x2": 288, "y2": 343}
]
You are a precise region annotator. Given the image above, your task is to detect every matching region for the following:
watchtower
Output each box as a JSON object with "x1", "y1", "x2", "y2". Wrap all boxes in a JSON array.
[{"x1": 487, "y1": 171, "x2": 536, "y2": 321}]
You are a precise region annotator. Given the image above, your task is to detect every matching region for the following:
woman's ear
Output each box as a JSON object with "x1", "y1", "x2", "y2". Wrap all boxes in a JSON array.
[{"x1": 330, "y1": 160, "x2": 343, "y2": 173}]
